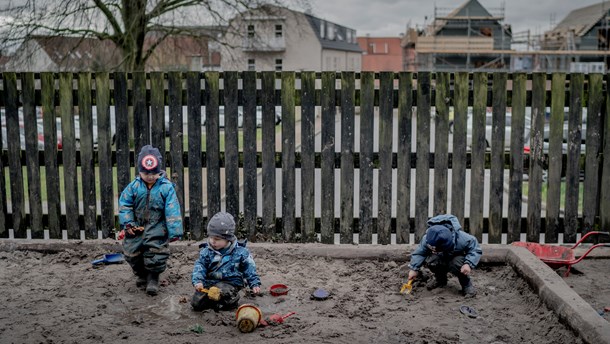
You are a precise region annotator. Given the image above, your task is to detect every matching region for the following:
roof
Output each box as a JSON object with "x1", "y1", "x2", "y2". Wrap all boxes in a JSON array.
[
  {"x1": 446, "y1": 0, "x2": 493, "y2": 18},
  {"x1": 32, "y1": 36, "x2": 122, "y2": 70},
  {"x1": 553, "y1": 2, "x2": 610, "y2": 37},
  {"x1": 304, "y1": 14, "x2": 362, "y2": 53}
]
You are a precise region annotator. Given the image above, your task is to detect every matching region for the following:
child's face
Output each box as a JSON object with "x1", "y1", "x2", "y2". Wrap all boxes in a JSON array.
[
  {"x1": 208, "y1": 236, "x2": 230, "y2": 250},
  {"x1": 139, "y1": 171, "x2": 161, "y2": 186}
]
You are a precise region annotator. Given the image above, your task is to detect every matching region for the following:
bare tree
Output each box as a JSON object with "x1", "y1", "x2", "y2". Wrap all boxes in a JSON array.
[{"x1": 0, "y1": 0, "x2": 308, "y2": 71}]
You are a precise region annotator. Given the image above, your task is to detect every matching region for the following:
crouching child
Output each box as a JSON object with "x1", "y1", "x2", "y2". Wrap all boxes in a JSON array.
[
  {"x1": 407, "y1": 214, "x2": 482, "y2": 297},
  {"x1": 191, "y1": 212, "x2": 261, "y2": 311}
]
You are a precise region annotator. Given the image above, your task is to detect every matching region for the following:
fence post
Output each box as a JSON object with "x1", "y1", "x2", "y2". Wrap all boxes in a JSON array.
[
  {"x1": 300, "y1": 71, "x2": 316, "y2": 242},
  {"x1": 433, "y1": 72, "x2": 450, "y2": 215},
  {"x1": 261, "y1": 71, "x2": 276, "y2": 236},
  {"x1": 488, "y1": 72, "x2": 507, "y2": 244},
  {"x1": 96, "y1": 72, "x2": 115, "y2": 237},
  {"x1": 320, "y1": 71, "x2": 336, "y2": 244},
  {"x1": 78, "y1": 72, "x2": 97, "y2": 238},
  {"x1": 469, "y1": 72, "x2": 487, "y2": 241},
  {"x1": 41, "y1": 72, "x2": 61, "y2": 237},
  {"x1": 187, "y1": 71, "x2": 203, "y2": 239},
  {"x1": 582, "y1": 73, "x2": 603, "y2": 236},
  {"x1": 415, "y1": 72, "x2": 431, "y2": 241},
  {"x1": 205, "y1": 71, "x2": 221, "y2": 220},
  {"x1": 340, "y1": 71, "x2": 355, "y2": 244},
  {"x1": 378, "y1": 72, "x2": 393, "y2": 245},
  {"x1": 565, "y1": 73, "x2": 584, "y2": 243},
  {"x1": 60, "y1": 72, "x2": 80, "y2": 238},
  {"x1": 359, "y1": 72, "x2": 375, "y2": 244},
  {"x1": 396, "y1": 72, "x2": 413, "y2": 244},
  {"x1": 224, "y1": 71, "x2": 240, "y2": 219},
  {"x1": 508, "y1": 72, "x2": 527, "y2": 243},
  {"x1": 282, "y1": 71, "x2": 296, "y2": 242},
  {"x1": 242, "y1": 71, "x2": 258, "y2": 239},
  {"x1": 526, "y1": 73, "x2": 546, "y2": 242},
  {"x1": 23, "y1": 72, "x2": 43, "y2": 237},
  {"x1": 451, "y1": 72, "x2": 468, "y2": 225}
]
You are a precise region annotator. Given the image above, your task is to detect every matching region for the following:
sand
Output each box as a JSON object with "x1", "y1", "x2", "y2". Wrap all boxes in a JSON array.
[{"x1": 0, "y1": 242, "x2": 594, "y2": 344}]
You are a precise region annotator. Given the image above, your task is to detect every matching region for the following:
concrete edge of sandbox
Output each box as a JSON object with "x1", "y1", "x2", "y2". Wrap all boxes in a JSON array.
[
  {"x1": 506, "y1": 246, "x2": 610, "y2": 344},
  {"x1": 1, "y1": 240, "x2": 608, "y2": 343}
]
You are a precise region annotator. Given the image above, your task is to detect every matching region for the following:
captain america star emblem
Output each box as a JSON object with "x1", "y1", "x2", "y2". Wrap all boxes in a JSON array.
[{"x1": 141, "y1": 155, "x2": 158, "y2": 170}]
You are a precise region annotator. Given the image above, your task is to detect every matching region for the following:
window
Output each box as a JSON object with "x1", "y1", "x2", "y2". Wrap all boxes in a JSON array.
[
  {"x1": 247, "y1": 24, "x2": 255, "y2": 38},
  {"x1": 320, "y1": 21, "x2": 325, "y2": 38},
  {"x1": 275, "y1": 59, "x2": 283, "y2": 71},
  {"x1": 247, "y1": 58, "x2": 255, "y2": 71},
  {"x1": 369, "y1": 43, "x2": 376, "y2": 54},
  {"x1": 275, "y1": 24, "x2": 283, "y2": 37}
]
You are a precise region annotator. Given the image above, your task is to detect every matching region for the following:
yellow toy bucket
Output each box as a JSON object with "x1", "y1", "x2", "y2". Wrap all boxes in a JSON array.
[{"x1": 235, "y1": 304, "x2": 262, "y2": 333}]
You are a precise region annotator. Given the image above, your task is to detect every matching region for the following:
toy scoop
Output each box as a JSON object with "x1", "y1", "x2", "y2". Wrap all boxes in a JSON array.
[
  {"x1": 400, "y1": 280, "x2": 413, "y2": 294},
  {"x1": 260, "y1": 312, "x2": 296, "y2": 326},
  {"x1": 196, "y1": 285, "x2": 222, "y2": 301}
]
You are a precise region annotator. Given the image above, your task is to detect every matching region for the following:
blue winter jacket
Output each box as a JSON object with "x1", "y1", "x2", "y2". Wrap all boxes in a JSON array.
[
  {"x1": 408, "y1": 214, "x2": 482, "y2": 271},
  {"x1": 118, "y1": 174, "x2": 183, "y2": 240},
  {"x1": 191, "y1": 240, "x2": 261, "y2": 289}
]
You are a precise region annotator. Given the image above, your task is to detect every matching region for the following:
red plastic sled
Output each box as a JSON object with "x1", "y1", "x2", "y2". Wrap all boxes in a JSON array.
[{"x1": 512, "y1": 231, "x2": 610, "y2": 276}]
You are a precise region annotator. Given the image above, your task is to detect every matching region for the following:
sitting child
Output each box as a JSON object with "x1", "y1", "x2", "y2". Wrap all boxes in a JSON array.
[{"x1": 191, "y1": 212, "x2": 261, "y2": 311}]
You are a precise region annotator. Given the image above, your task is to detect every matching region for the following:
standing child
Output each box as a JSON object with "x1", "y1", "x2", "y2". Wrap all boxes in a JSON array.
[
  {"x1": 191, "y1": 212, "x2": 261, "y2": 311},
  {"x1": 119, "y1": 145, "x2": 183, "y2": 296},
  {"x1": 406, "y1": 214, "x2": 482, "y2": 297}
]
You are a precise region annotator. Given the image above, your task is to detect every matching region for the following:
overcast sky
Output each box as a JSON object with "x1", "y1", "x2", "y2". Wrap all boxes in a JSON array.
[{"x1": 305, "y1": 0, "x2": 606, "y2": 38}]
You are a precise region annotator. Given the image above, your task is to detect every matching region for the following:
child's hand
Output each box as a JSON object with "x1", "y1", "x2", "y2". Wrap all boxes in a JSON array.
[
  {"x1": 251, "y1": 286, "x2": 261, "y2": 294},
  {"x1": 460, "y1": 264, "x2": 472, "y2": 275},
  {"x1": 194, "y1": 283, "x2": 204, "y2": 292},
  {"x1": 407, "y1": 270, "x2": 418, "y2": 281}
]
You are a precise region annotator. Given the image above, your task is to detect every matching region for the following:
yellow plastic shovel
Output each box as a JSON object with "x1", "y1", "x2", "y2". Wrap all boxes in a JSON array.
[{"x1": 400, "y1": 280, "x2": 413, "y2": 295}]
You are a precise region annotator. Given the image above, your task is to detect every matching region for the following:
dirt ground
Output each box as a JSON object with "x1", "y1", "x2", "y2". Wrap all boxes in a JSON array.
[
  {"x1": 561, "y1": 259, "x2": 610, "y2": 320},
  {"x1": 0, "y1": 242, "x2": 597, "y2": 344}
]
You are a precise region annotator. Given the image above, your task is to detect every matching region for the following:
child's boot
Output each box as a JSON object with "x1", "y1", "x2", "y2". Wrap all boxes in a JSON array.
[
  {"x1": 426, "y1": 273, "x2": 448, "y2": 290},
  {"x1": 136, "y1": 272, "x2": 148, "y2": 288},
  {"x1": 146, "y1": 272, "x2": 159, "y2": 295},
  {"x1": 459, "y1": 275, "x2": 477, "y2": 297}
]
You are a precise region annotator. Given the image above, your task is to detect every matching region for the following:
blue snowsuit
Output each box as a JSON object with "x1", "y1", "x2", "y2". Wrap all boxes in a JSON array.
[
  {"x1": 119, "y1": 174, "x2": 182, "y2": 276},
  {"x1": 408, "y1": 214, "x2": 482, "y2": 288},
  {"x1": 191, "y1": 240, "x2": 260, "y2": 310}
]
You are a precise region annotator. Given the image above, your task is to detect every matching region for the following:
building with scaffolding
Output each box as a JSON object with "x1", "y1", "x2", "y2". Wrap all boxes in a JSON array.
[
  {"x1": 402, "y1": 0, "x2": 512, "y2": 71},
  {"x1": 537, "y1": 1, "x2": 610, "y2": 73}
]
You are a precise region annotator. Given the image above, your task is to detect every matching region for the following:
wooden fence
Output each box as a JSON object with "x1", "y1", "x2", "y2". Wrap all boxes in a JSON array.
[{"x1": 0, "y1": 71, "x2": 609, "y2": 244}]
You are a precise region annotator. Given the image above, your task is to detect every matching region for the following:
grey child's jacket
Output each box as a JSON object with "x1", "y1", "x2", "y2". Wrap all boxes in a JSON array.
[{"x1": 408, "y1": 214, "x2": 482, "y2": 271}]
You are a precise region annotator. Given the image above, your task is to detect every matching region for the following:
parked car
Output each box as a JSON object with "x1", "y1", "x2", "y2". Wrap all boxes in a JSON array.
[
  {"x1": 163, "y1": 105, "x2": 281, "y2": 133},
  {"x1": 1, "y1": 108, "x2": 63, "y2": 150},
  {"x1": 465, "y1": 108, "x2": 532, "y2": 150},
  {"x1": 543, "y1": 107, "x2": 587, "y2": 143}
]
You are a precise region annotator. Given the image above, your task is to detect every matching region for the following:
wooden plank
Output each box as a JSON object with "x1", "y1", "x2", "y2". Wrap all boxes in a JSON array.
[
  {"x1": 564, "y1": 73, "x2": 583, "y2": 243},
  {"x1": 133, "y1": 71, "x2": 148, "y2": 152},
  {"x1": 242, "y1": 71, "x2": 258, "y2": 239},
  {"x1": 320, "y1": 71, "x2": 336, "y2": 244},
  {"x1": 508, "y1": 72, "x2": 526, "y2": 243},
  {"x1": 41, "y1": 72, "x2": 61, "y2": 237},
  {"x1": 168, "y1": 72, "x2": 185, "y2": 222},
  {"x1": 300, "y1": 71, "x2": 316, "y2": 242},
  {"x1": 433, "y1": 72, "x2": 449, "y2": 215},
  {"x1": 187, "y1": 71, "x2": 203, "y2": 239},
  {"x1": 545, "y1": 73, "x2": 566, "y2": 243},
  {"x1": 114, "y1": 72, "x2": 131, "y2": 196},
  {"x1": 78, "y1": 72, "x2": 97, "y2": 238},
  {"x1": 261, "y1": 71, "x2": 276, "y2": 236},
  {"x1": 582, "y1": 73, "x2": 603, "y2": 235},
  {"x1": 59, "y1": 72, "x2": 80, "y2": 237},
  {"x1": 340, "y1": 72, "x2": 355, "y2": 244},
  {"x1": 150, "y1": 72, "x2": 166, "y2": 154},
  {"x1": 224, "y1": 71, "x2": 240, "y2": 218},
  {"x1": 469, "y1": 72, "x2": 487, "y2": 241},
  {"x1": 415, "y1": 72, "x2": 431, "y2": 242},
  {"x1": 4, "y1": 73, "x2": 25, "y2": 236},
  {"x1": 96, "y1": 72, "x2": 114, "y2": 237},
  {"x1": 601, "y1": 73, "x2": 610, "y2": 233},
  {"x1": 451, "y1": 72, "x2": 468, "y2": 224},
  {"x1": 526, "y1": 73, "x2": 545, "y2": 243},
  {"x1": 488, "y1": 72, "x2": 507, "y2": 244},
  {"x1": 205, "y1": 72, "x2": 221, "y2": 219},
  {"x1": 0, "y1": 79, "x2": 5, "y2": 236},
  {"x1": 22, "y1": 72, "x2": 43, "y2": 237},
  {"x1": 281, "y1": 72, "x2": 296, "y2": 242},
  {"x1": 359, "y1": 72, "x2": 375, "y2": 244},
  {"x1": 396, "y1": 72, "x2": 413, "y2": 244},
  {"x1": 378, "y1": 72, "x2": 393, "y2": 245}
]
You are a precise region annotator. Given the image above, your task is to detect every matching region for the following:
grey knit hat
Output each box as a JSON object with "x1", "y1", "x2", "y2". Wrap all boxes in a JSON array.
[
  {"x1": 207, "y1": 212, "x2": 236, "y2": 241},
  {"x1": 137, "y1": 145, "x2": 162, "y2": 174}
]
